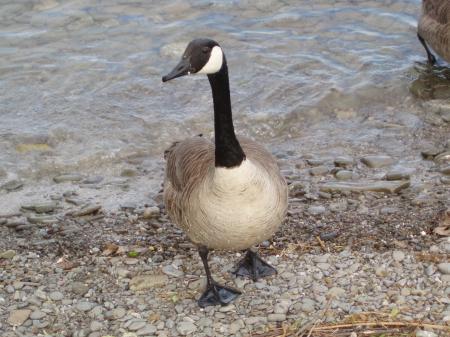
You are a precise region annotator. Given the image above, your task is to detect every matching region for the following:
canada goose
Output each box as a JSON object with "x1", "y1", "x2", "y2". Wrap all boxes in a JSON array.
[
  {"x1": 162, "y1": 39, "x2": 288, "y2": 307},
  {"x1": 417, "y1": 0, "x2": 450, "y2": 64}
]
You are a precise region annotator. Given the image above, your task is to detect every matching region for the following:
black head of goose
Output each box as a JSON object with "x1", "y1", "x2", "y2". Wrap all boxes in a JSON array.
[
  {"x1": 162, "y1": 38, "x2": 288, "y2": 307},
  {"x1": 417, "y1": 0, "x2": 450, "y2": 64}
]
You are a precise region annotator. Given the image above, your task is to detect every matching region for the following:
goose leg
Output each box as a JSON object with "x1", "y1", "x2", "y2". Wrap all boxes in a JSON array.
[
  {"x1": 417, "y1": 33, "x2": 437, "y2": 65},
  {"x1": 197, "y1": 246, "x2": 241, "y2": 308},
  {"x1": 232, "y1": 249, "x2": 277, "y2": 282}
]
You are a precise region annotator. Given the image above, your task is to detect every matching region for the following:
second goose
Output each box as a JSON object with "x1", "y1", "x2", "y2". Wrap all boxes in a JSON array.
[{"x1": 162, "y1": 38, "x2": 288, "y2": 307}]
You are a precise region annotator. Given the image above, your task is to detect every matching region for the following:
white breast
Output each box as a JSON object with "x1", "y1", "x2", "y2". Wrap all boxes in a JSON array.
[{"x1": 185, "y1": 159, "x2": 285, "y2": 250}]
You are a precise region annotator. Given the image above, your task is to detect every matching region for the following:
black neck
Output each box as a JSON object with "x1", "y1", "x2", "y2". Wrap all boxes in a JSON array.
[{"x1": 208, "y1": 60, "x2": 245, "y2": 168}]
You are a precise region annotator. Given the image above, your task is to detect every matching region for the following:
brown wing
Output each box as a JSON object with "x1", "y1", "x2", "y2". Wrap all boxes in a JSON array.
[{"x1": 163, "y1": 137, "x2": 214, "y2": 224}]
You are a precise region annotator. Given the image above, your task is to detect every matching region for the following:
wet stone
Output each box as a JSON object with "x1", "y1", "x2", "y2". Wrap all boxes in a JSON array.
[
  {"x1": 437, "y1": 263, "x2": 450, "y2": 275},
  {"x1": 334, "y1": 156, "x2": 354, "y2": 167},
  {"x1": 320, "y1": 181, "x2": 410, "y2": 194},
  {"x1": 361, "y1": 155, "x2": 395, "y2": 168},
  {"x1": 335, "y1": 170, "x2": 353, "y2": 180},
  {"x1": 434, "y1": 151, "x2": 450, "y2": 164},
  {"x1": 440, "y1": 166, "x2": 450, "y2": 175},
  {"x1": 310, "y1": 166, "x2": 329, "y2": 176},
  {"x1": 1, "y1": 180, "x2": 24, "y2": 191},
  {"x1": 53, "y1": 174, "x2": 84, "y2": 183},
  {"x1": 308, "y1": 205, "x2": 326, "y2": 215}
]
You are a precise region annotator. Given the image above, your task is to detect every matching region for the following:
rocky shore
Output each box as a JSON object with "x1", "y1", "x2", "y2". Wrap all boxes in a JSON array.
[{"x1": 1, "y1": 133, "x2": 450, "y2": 337}]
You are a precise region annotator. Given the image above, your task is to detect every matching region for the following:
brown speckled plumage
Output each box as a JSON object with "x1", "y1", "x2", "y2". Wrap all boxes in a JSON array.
[{"x1": 418, "y1": 0, "x2": 450, "y2": 62}]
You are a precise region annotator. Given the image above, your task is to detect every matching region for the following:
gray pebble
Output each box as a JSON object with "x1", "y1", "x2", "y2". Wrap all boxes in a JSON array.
[
  {"x1": 308, "y1": 205, "x2": 326, "y2": 215},
  {"x1": 136, "y1": 324, "x2": 157, "y2": 336},
  {"x1": 76, "y1": 302, "x2": 94, "y2": 312},
  {"x1": 392, "y1": 250, "x2": 405, "y2": 262},
  {"x1": 437, "y1": 263, "x2": 450, "y2": 275},
  {"x1": 30, "y1": 310, "x2": 46, "y2": 320},
  {"x1": 128, "y1": 320, "x2": 146, "y2": 331},
  {"x1": 176, "y1": 321, "x2": 197, "y2": 335},
  {"x1": 49, "y1": 291, "x2": 64, "y2": 301},
  {"x1": 267, "y1": 313, "x2": 286, "y2": 322},
  {"x1": 89, "y1": 321, "x2": 103, "y2": 331},
  {"x1": 162, "y1": 264, "x2": 184, "y2": 278}
]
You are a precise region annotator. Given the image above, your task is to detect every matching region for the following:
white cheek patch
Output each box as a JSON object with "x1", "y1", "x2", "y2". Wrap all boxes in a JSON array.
[{"x1": 197, "y1": 46, "x2": 223, "y2": 74}]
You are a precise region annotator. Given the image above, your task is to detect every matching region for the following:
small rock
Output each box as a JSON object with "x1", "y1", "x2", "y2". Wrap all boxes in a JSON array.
[
  {"x1": 8, "y1": 309, "x2": 31, "y2": 326},
  {"x1": 136, "y1": 325, "x2": 157, "y2": 336},
  {"x1": 310, "y1": 166, "x2": 329, "y2": 176},
  {"x1": 90, "y1": 321, "x2": 103, "y2": 331},
  {"x1": 335, "y1": 170, "x2": 353, "y2": 180},
  {"x1": 320, "y1": 181, "x2": 410, "y2": 194},
  {"x1": 21, "y1": 201, "x2": 58, "y2": 213},
  {"x1": 128, "y1": 320, "x2": 146, "y2": 331},
  {"x1": 72, "y1": 204, "x2": 101, "y2": 216},
  {"x1": 267, "y1": 313, "x2": 286, "y2": 322},
  {"x1": 30, "y1": 310, "x2": 46, "y2": 320},
  {"x1": 71, "y1": 282, "x2": 89, "y2": 296},
  {"x1": 361, "y1": 155, "x2": 395, "y2": 168},
  {"x1": 300, "y1": 298, "x2": 316, "y2": 313},
  {"x1": 308, "y1": 205, "x2": 326, "y2": 215},
  {"x1": 162, "y1": 264, "x2": 184, "y2": 278},
  {"x1": 129, "y1": 274, "x2": 168, "y2": 292},
  {"x1": 334, "y1": 156, "x2": 354, "y2": 167},
  {"x1": 416, "y1": 330, "x2": 438, "y2": 337},
  {"x1": 393, "y1": 250, "x2": 405, "y2": 262},
  {"x1": 0, "y1": 250, "x2": 16, "y2": 259},
  {"x1": 328, "y1": 287, "x2": 345, "y2": 298},
  {"x1": 110, "y1": 307, "x2": 126, "y2": 319},
  {"x1": 1, "y1": 180, "x2": 24, "y2": 191},
  {"x1": 385, "y1": 169, "x2": 412, "y2": 180},
  {"x1": 274, "y1": 299, "x2": 291, "y2": 314},
  {"x1": 54, "y1": 174, "x2": 84, "y2": 183},
  {"x1": 440, "y1": 166, "x2": 450, "y2": 175},
  {"x1": 49, "y1": 291, "x2": 64, "y2": 301},
  {"x1": 176, "y1": 321, "x2": 197, "y2": 335},
  {"x1": 142, "y1": 206, "x2": 160, "y2": 219},
  {"x1": 437, "y1": 263, "x2": 450, "y2": 275},
  {"x1": 76, "y1": 301, "x2": 94, "y2": 312}
]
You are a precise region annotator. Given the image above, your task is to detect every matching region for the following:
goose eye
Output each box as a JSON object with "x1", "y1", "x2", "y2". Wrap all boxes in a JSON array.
[{"x1": 202, "y1": 47, "x2": 210, "y2": 54}]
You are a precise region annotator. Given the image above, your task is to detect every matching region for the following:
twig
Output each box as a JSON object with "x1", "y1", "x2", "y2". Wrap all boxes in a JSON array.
[{"x1": 315, "y1": 236, "x2": 327, "y2": 252}]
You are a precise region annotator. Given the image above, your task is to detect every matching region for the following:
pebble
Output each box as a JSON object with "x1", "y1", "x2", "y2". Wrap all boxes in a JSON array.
[
  {"x1": 142, "y1": 206, "x2": 160, "y2": 219},
  {"x1": 267, "y1": 313, "x2": 286, "y2": 322},
  {"x1": 300, "y1": 298, "x2": 316, "y2": 313},
  {"x1": 71, "y1": 282, "x2": 89, "y2": 296},
  {"x1": 310, "y1": 166, "x2": 329, "y2": 176},
  {"x1": 30, "y1": 310, "x2": 46, "y2": 320},
  {"x1": 308, "y1": 205, "x2": 326, "y2": 215},
  {"x1": 89, "y1": 321, "x2": 103, "y2": 331},
  {"x1": 53, "y1": 174, "x2": 84, "y2": 183},
  {"x1": 385, "y1": 169, "x2": 412, "y2": 181},
  {"x1": 128, "y1": 320, "x2": 146, "y2": 331},
  {"x1": 76, "y1": 301, "x2": 95, "y2": 312},
  {"x1": 49, "y1": 291, "x2": 64, "y2": 301},
  {"x1": 129, "y1": 274, "x2": 168, "y2": 292},
  {"x1": 320, "y1": 181, "x2": 410, "y2": 194},
  {"x1": 110, "y1": 307, "x2": 126, "y2": 319},
  {"x1": 328, "y1": 287, "x2": 345, "y2": 298},
  {"x1": 437, "y1": 263, "x2": 450, "y2": 275},
  {"x1": 162, "y1": 264, "x2": 184, "y2": 278},
  {"x1": 334, "y1": 156, "x2": 354, "y2": 167},
  {"x1": 136, "y1": 324, "x2": 157, "y2": 335},
  {"x1": 440, "y1": 166, "x2": 450, "y2": 175},
  {"x1": 416, "y1": 330, "x2": 438, "y2": 337},
  {"x1": 176, "y1": 321, "x2": 197, "y2": 335},
  {"x1": 361, "y1": 155, "x2": 395, "y2": 168},
  {"x1": 8, "y1": 309, "x2": 31, "y2": 326},
  {"x1": 274, "y1": 299, "x2": 291, "y2": 314},
  {"x1": 21, "y1": 201, "x2": 58, "y2": 213},
  {"x1": 0, "y1": 250, "x2": 16, "y2": 259},
  {"x1": 335, "y1": 170, "x2": 353, "y2": 180},
  {"x1": 72, "y1": 204, "x2": 101, "y2": 216},
  {"x1": 392, "y1": 250, "x2": 405, "y2": 262},
  {"x1": 1, "y1": 179, "x2": 24, "y2": 191}
]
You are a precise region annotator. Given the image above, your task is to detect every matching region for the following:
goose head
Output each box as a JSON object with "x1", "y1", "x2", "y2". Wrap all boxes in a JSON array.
[{"x1": 162, "y1": 38, "x2": 224, "y2": 82}]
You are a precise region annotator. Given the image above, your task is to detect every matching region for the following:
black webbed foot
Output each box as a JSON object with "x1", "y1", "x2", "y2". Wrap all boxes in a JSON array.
[
  {"x1": 233, "y1": 250, "x2": 277, "y2": 281},
  {"x1": 198, "y1": 281, "x2": 241, "y2": 308}
]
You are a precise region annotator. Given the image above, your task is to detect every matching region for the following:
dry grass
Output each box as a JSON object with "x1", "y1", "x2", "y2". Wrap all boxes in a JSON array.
[{"x1": 250, "y1": 312, "x2": 450, "y2": 337}]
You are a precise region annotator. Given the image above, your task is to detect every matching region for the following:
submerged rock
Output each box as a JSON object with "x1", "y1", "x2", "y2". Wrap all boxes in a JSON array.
[
  {"x1": 319, "y1": 181, "x2": 410, "y2": 194},
  {"x1": 361, "y1": 155, "x2": 395, "y2": 168}
]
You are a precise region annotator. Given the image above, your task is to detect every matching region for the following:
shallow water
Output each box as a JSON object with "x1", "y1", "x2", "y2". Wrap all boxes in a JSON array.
[{"x1": 0, "y1": 0, "x2": 446, "y2": 210}]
